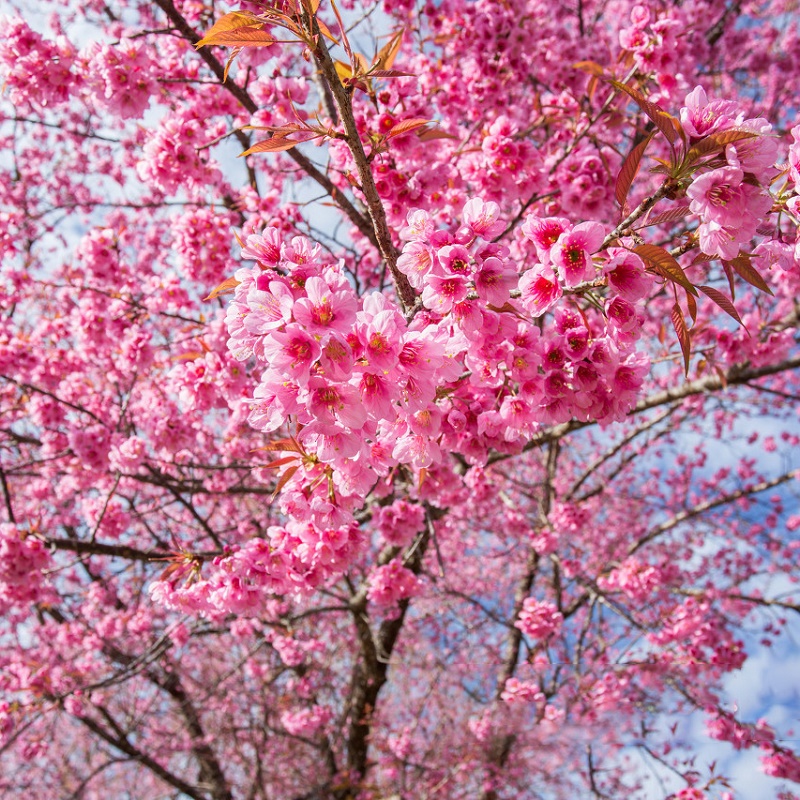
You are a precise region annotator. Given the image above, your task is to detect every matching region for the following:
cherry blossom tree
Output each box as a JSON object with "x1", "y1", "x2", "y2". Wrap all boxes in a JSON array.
[{"x1": 1, "y1": 0, "x2": 800, "y2": 798}]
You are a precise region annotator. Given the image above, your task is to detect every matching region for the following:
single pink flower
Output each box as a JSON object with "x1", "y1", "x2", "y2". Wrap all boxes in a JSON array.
[
  {"x1": 518, "y1": 264, "x2": 562, "y2": 317},
  {"x1": 261, "y1": 324, "x2": 320, "y2": 384},
  {"x1": 551, "y1": 222, "x2": 604, "y2": 287},
  {"x1": 461, "y1": 197, "x2": 505, "y2": 238},
  {"x1": 293, "y1": 276, "x2": 357, "y2": 335}
]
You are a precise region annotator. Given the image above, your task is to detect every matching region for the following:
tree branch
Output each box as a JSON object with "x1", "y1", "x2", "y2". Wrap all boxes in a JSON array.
[{"x1": 151, "y1": 0, "x2": 381, "y2": 252}]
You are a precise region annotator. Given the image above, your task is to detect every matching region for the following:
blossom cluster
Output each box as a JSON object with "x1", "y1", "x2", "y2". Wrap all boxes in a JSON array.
[
  {"x1": 682, "y1": 87, "x2": 777, "y2": 260},
  {"x1": 0, "y1": 525, "x2": 52, "y2": 614},
  {"x1": 145, "y1": 197, "x2": 665, "y2": 608},
  {"x1": 0, "y1": 17, "x2": 76, "y2": 110},
  {"x1": 514, "y1": 598, "x2": 563, "y2": 640},
  {"x1": 82, "y1": 38, "x2": 157, "y2": 120}
]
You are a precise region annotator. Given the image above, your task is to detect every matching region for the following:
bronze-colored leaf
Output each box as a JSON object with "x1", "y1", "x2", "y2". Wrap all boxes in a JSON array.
[
  {"x1": 262, "y1": 456, "x2": 301, "y2": 470},
  {"x1": 725, "y1": 253, "x2": 773, "y2": 296},
  {"x1": 196, "y1": 12, "x2": 274, "y2": 48},
  {"x1": 698, "y1": 285, "x2": 745, "y2": 328},
  {"x1": 721, "y1": 260, "x2": 736, "y2": 300},
  {"x1": 272, "y1": 465, "x2": 299, "y2": 499},
  {"x1": 611, "y1": 80, "x2": 681, "y2": 145},
  {"x1": 240, "y1": 136, "x2": 305, "y2": 156},
  {"x1": 314, "y1": 17, "x2": 338, "y2": 44},
  {"x1": 417, "y1": 127, "x2": 458, "y2": 142},
  {"x1": 634, "y1": 244, "x2": 698, "y2": 296},
  {"x1": 368, "y1": 68, "x2": 415, "y2": 79},
  {"x1": 574, "y1": 60, "x2": 606, "y2": 77},
  {"x1": 639, "y1": 205, "x2": 691, "y2": 229},
  {"x1": 223, "y1": 48, "x2": 242, "y2": 82},
  {"x1": 671, "y1": 302, "x2": 691, "y2": 376},
  {"x1": 686, "y1": 130, "x2": 758, "y2": 162},
  {"x1": 386, "y1": 118, "x2": 430, "y2": 139},
  {"x1": 615, "y1": 131, "x2": 655, "y2": 208},
  {"x1": 375, "y1": 29, "x2": 404, "y2": 71},
  {"x1": 685, "y1": 288, "x2": 697, "y2": 323},
  {"x1": 254, "y1": 438, "x2": 303, "y2": 454},
  {"x1": 204, "y1": 276, "x2": 240, "y2": 301}
]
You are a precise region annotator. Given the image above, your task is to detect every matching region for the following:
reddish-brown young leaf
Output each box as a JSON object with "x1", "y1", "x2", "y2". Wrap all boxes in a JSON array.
[
  {"x1": 196, "y1": 12, "x2": 275, "y2": 49},
  {"x1": 638, "y1": 205, "x2": 691, "y2": 229},
  {"x1": 726, "y1": 253, "x2": 774, "y2": 296},
  {"x1": 254, "y1": 438, "x2": 304, "y2": 454},
  {"x1": 262, "y1": 456, "x2": 301, "y2": 470},
  {"x1": 243, "y1": 123, "x2": 311, "y2": 135},
  {"x1": 223, "y1": 48, "x2": 243, "y2": 82},
  {"x1": 330, "y1": 0, "x2": 354, "y2": 64},
  {"x1": 204, "y1": 276, "x2": 240, "y2": 301},
  {"x1": 417, "y1": 127, "x2": 458, "y2": 142},
  {"x1": 174, "y1": 351, "x2": 205, "y2": 362},
  {"x1": 574, "y1": 60, "x2": 606, "y2": 77},
  {"x1": 615, "y1": 131, "x2": 655, "y2": 208},
  {"x1": 586, "y1": 74, "x2": 600, "y2": 101},
  {"x1": 368, "y1": 68, "x2": 415, "y2": 78},
  {"x1": 240, "y1": 136, "x2": 314, "y2": 156},
  {"x1": 685, "y1": 288, "x2": 697, "y2": 323},
  {"x1": 721, "y1": 260, "x2": 736, "y2": 300},
  {"x1": 314, "y1": 16, "x2": 338, "y2": 44},
  {"x1": 671, "y1": 302, "x2": 691, "y2": 375},
  {"x1": 386, "y1": 118, "x2": 430, "y2": 139},
  {"x1": 418, "y1": 467, "x2": 428, "y2": 491},
  {"x1": 272, "y1": 465, "x2": 300, "y2": 499},
  {"x1": 374, "y1": 29, "x2": 404, "y2": 71},
  {"x1": 611, "y1": 80, "x2": 681, "y2": 145},
  {"x1": 698, "y1": 285, "x2": 746, "y2": 328},
  {"x1": 686, "y1": 130, "x2": 758, "y2": 163},
  {"x1": 634, "y1": 244, "x2": 698, "y2": 296}
]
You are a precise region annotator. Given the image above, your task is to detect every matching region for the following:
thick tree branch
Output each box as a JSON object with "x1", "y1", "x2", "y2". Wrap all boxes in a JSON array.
[
  {"x1": 303, "y1": 12, "x2": 416, "y2": 311},
  {"x1": 627, "y1": 468, "x2": 800, "y2": 557},
  {"x1": 45, "y1": 535, "x2": 221, "y2": 563},
  {"x1": 344, "y1": 505, "x2": 440, "y2": 781},
  {"x1": 77, "y1": 707, "x2": 207, "y2": 800},
  {"x1": 481, "y1": 442, "x2": 559, "y2": 800}
]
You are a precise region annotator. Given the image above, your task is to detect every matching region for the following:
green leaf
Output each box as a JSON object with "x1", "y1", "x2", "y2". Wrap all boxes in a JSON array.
[{"x1": 633, "y1": 244, "x2": 698, "y2": 296}]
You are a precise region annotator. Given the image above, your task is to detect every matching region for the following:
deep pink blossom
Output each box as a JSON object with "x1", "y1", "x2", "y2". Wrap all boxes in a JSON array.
[{"x1": 551, "y1": 222, "x2": 605, "y2": 287}]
